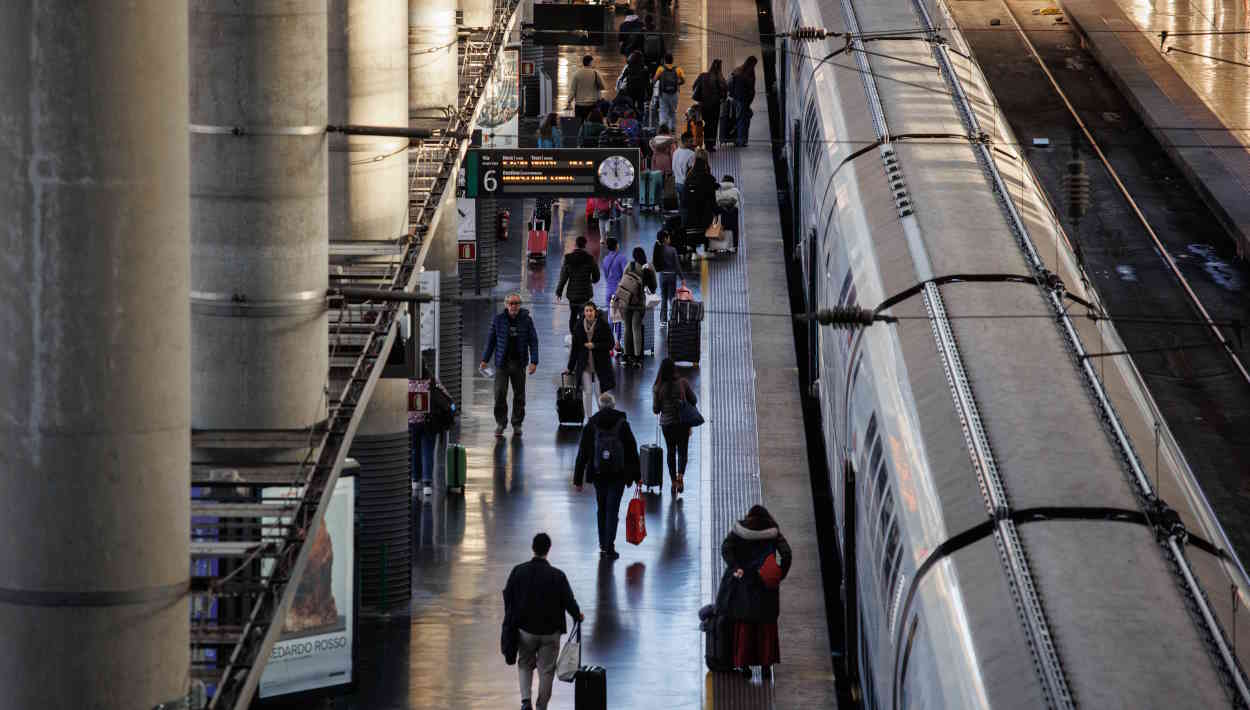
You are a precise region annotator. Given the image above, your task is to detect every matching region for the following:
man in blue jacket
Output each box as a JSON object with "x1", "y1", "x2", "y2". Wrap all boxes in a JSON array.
[{"x1": 480, "y1": 292, "x2": 539, "y2": 437}]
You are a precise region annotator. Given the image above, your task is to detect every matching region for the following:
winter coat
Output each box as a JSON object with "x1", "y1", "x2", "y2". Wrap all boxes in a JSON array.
[
  {"x1": 719, "y1": 520, "x2": 793, "y2": 624},
  {"x1": 652, "y1": 377, "x2": 696, "y2": 426},
  {"x1": 602, "y1": 249, "x2": 628, "y2": 303},
  {"x1": 623, "y1": 261, "x2": 658, "y2": 307},
  {"x1": 481, "y1": 308, "x2": 539, "y2": 368},
  {"x1": 692, "y1": 71, "x2": 727, "y2": 106},
  {"x1": 649, "y1": 133, "x2": 677, "y2": 173},
  {"x1": 566, "y1": 312, "x2": 616, "y2": 393},
  {"x1": 618, "y1": 15, "x2": 644, "y2": 55},
  {"x1": 728, "y1": 69, "x2": 756, "y2": 106},
  {"x1": 683, "y1": 169, "x2": 720, "y2": 232},
  {"x1": 716, "y1": 180, "x2": 741, "y2": 209},
  {"x1": 621, "y1": 61, "x2": 652, "y2": 101},
  {"x1": 503, "y1": 557, "x2": 582, "y2": 636},
  {"x1": 573, "y1": 407, "x2": 641, "y2": 487},
  {"x1": 555, "y1": 248, "x2": 601, "y2": 305},
  {"x1": 652, "y1": 243, "x2": 684, "y2": 276}
]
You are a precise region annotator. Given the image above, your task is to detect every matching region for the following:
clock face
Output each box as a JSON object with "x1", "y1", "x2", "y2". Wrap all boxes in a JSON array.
[{"x1": 597, "y1": 155, "x2": 636, "y2": 191}]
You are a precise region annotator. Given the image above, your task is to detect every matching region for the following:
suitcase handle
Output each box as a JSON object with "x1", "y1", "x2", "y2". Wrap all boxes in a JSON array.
[{"x1": 561, "y1": 372, "x2": 579, "y2": 389}]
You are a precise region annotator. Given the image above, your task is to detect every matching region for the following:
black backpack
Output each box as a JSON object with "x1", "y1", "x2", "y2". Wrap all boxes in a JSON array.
[
  {"x1": 427, "y1": 385, "x2": 455, "y2": 432},
  {"x1": 594, "y1": 418, "x2": 626, "y2": 477},
  {"x1": 658, "y1": 66, "x2": 679, "y2": 95}
]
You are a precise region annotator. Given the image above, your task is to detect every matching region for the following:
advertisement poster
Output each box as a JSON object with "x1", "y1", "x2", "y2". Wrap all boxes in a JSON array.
[
  {"x1": 258, "y1": 476, "x2": 355, "y2": 698},
  {"x1": 475, "y1": 46, "x2": 518, "y2": 149}
]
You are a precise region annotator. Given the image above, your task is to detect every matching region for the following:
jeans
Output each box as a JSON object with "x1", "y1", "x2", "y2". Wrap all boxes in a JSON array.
[
  {"x1": 659, "y1": 271, "x2": 677, "y2": 322},
  {"x1": 517, "y1": 629, "x2": 562, "y2": 709},
  {"x1": 624, "y1": 307, "x2": 644, "y2": 358},
  {"x1": 675, "y1": 182, "x2": 685, "y2": 210},
  {"x1": 580, "y1": 368, "x2": 599, "y2": 420},
  {"x1": 658, "y1": 92, "x2": 678, "y2": 134},
  {"x1": 409, "y1": 423, "x2": 438, "y2": 484},
  {"x1": 594, "y1": 480, "x2": 627, "y2": 551},
  {"x1": 494, "y1": 360, "x2": 528, "y2": 427},
  {"x1": 703, "y1": 102, "x2": 721, "y2": 146},
  {"x1": 640, "y1": 169, "x2": 663, "y2": 206},
  {"x1": 735, "y1": 100, "x2": 752, "y2": 146},
  {"x1": 661, "y1": 423, "x2": 691, "y2": 481}
]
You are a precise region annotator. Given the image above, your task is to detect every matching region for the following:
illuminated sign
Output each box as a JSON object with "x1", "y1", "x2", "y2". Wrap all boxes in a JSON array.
[{"x1": 465, "y1": 148, "x2": 640, "y2": 198}]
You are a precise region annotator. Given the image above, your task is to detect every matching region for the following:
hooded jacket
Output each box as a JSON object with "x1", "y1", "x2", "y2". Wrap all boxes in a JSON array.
[
  {"x1": 481, "y1": 307, "x2": 539, "y2": 368},
  {"x1": 716, "y1": 180, "x2": 741, "y2": 209},
  {"x1": 719, "y1": 517, "x2": 793, "y2": 623},
  {"x1": 555, "y1": 248, "x2": 601, "y2": 305},
  {"x1": 618, "y1": 15, "x2": 643, "y2": 55},
  {"x1": 649, "y1": 133, "x2": 677, "y2": 173},
  {"x1": 573, "y1": 407, "x2": 641, "y2": 487}
]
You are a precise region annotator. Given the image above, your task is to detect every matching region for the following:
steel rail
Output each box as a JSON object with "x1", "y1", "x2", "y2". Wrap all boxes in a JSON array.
[
  {"x1": 996, "y1": 0, "x2": 1250, "y2": 387},
  {"x1": 927, "y1": 0, "x2": 1250, "y2": 703}
]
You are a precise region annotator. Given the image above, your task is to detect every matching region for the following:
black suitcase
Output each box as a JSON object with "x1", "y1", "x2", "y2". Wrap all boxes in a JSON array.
[
  {"x1": 575, "y1": 665, "x2": 607, "y2": 710},
  {"x1": 700, "y1": 604, "x2": 734, "y2": 672},
  {"x1": 557, "y1": 373, "x2": 585, "y2": 426},
  {"x1": 671, "y1": 299, "x2": 704, "y2": 324},
  {"x1": 640, "y1": 443, "x2": 663, "y2": 492},
  {"x1": 667, "y1": 320, "x2": 701, "y2": 364}
]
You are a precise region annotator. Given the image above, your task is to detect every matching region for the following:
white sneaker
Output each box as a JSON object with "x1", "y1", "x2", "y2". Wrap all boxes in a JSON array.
[
  {"x1": 423, "y1": 485, "x2": 433, "y2": 496},
  {"x1": 411, "y1": 481, "x2": 418, "y2": 493},
  {"x1": 495, "y1": 425, "x2": 506, "y2": 437}
]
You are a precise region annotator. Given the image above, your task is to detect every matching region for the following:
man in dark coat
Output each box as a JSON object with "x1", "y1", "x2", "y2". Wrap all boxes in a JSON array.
[
  {"x1": 480, "y1": 293, "x2": 539, "y2": 438},
  {"x1": 555, "y1": 235, "x2": 601, "y2": 333},
  {"x1": 503, "y1": 533, "x2": 584, "y2": 710},
  {"x1": 718, "y1": 505, "x2": 792, "y2": 675},
  {"x1": 572, "y1": 392, "x2": 641, "y2": 559}
]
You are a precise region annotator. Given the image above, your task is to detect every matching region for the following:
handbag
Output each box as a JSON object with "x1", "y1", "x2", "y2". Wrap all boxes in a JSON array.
[
  {"x1": 759, "y1": 551, "x2": 783, "y2": 590},
  {"x1": 556, "y1": 622, "x2": 582, "y2": 682},
  {"x1": 677, "y1": 398, "x2": 704, "y2": 428},
  {"x1": 705, "y1": 215, "x2": 723, "y2": 239},
  {"x1": 692, "y1": 74, "x2": 705, "y2": 103},
  {"x1": 625, "y1": 489, "x2": 647, "y2": 545}
]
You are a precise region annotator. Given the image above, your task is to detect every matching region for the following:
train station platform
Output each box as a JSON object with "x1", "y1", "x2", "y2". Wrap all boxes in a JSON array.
[
  {"x1": 1061, "y1": 0, "x2": 1250, "y2": 257},
  {"x1": 336, "y1": 1, "x2": 837, "y2": 708}
]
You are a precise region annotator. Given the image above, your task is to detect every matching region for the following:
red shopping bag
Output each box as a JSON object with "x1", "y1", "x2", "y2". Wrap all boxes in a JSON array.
[
  {"x1": 625, "y1": 489, "x2": 647, "y2": 545},
  {"x1": 759, "y1": 551, "x2": 783, "y2": 590}
]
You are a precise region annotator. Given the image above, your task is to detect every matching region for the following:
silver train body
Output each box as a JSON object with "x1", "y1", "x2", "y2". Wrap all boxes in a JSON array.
[{"x1": 773, "y1": 0, "x2": 1250, "y2": 706}]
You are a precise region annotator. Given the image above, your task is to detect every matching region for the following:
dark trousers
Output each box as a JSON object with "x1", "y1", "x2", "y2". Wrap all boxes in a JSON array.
[
  {"x1": 594, "y1": 481, "x2": 627, "y2": 551},
  {"x1": 494, "y1": 360, "x2": 527, "y2": 426},
  {"x1": 409, "y1": 423, "x2": 438, "y2": 484},
  {"x1": 659, "y1": 272, "x2": 677, "y2": 322},
  {"x1": 574, "y1": 103, "x2": 594, "y2": 123},
  {"x1": 702, "y1": 102, "x2": 721, "y2": 146},
  {"x1": 661, "y1": 423, "x2": 691, "y2": 481},
  {"x1": 735, "y1": 102, "x2": 752, "y2": 146},
  {"x1": 568, "y1": 300, "x2": 587, "y2": 335},
  {"x1": 624, "y1": 307, "x2": 644, "y2": 357}
]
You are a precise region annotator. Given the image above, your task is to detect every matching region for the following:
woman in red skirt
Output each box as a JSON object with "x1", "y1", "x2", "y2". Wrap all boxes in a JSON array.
[{"x1": 719, "y1": 505, "x2": 793, "y2": 678}]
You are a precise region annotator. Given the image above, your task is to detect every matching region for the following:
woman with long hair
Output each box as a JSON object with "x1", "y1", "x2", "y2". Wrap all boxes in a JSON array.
[
  {"x1": 537, "y1": 112, "x2": 562, "y2": 148},
  {"x1": 565, "y1": 301, "x2": 616, "y2": 418},
  {"x1": 621, "y1": 50, "x2": 651, "y2": 110},
  {"x1": 652, "y1": 357, "x2": 696, "y2": 495},
  {"x1": 727, "y1": 56, "x2": 758, "y2": 146},
  {"x1": 693, "y1": 58, "x2": 728, "y2": 150},
  {"x1": 719, "y1": 504, "x2": 792, "y2": 677}
]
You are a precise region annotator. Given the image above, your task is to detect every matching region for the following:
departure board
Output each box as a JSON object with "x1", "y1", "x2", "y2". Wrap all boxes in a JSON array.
[{"x1": 465, "y1": 148, "x2": 640, "y2": 198}]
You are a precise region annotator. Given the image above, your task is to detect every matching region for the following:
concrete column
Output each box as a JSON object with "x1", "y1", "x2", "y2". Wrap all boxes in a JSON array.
[
  {"x1": 0, "y1": 3, "x2": 189, "y2": 709},
  {"x1": 190, "y1": 0, "x2": 329, "y2": 430},
  {"x1": 460, "y1": 0, "x2": 497, "y2": 30},
  {"x1": 329, "y1": 0, "x2": 410, "y2": 437},
  {"x1": 411, "y1": 0, "x2": 461, "y2": 115}
]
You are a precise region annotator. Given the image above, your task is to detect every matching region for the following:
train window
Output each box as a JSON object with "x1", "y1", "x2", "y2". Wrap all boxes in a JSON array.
[
  {"x1": 875, "y1": 478, "x2": 892, "y2": 532},
  {"x1": 868, "y1": 439, "x2": 884, "y2": 483},
  {"x1": 804, "y1": 99, "x2": 822, "y2": 170},
  {"x1": 863, "y1": 414, "x2": 878, "y2": 454},
  {"x1": 881, "y1": 519, "x2": 899, "y2": 592}
]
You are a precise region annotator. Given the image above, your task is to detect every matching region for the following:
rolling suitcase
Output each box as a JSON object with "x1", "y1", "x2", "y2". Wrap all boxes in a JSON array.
[
  {"x1": 661, "y1": 173, "x2": 678, "y2": 211},
  {"x1": 445, "y1": 443, "x2": 467, "y2": 492},
  {"x1": 667, "y1": 319, "x2": 701, "y2": 365},
  {"x1": 640, "y1": 440, "x2": 663, "y2": 493},
  {"x1": 526, "y1": 218, "x2": 548, "y2": 262},
  {"x1": 700, "y1": 604, "x2": 734, "y2": 672},
  {"x1": 557, "y1": 373, "x2": 585, "y2": 426},
  {"x1": 575, "y1": 665, "x2": 607, "y2": 710},
  {"x1": 672, "y1": 298, "x2": 704, "y2": 323},
  {"x1": 641, "y1": 303, "x2": 657, "y2": 355}
]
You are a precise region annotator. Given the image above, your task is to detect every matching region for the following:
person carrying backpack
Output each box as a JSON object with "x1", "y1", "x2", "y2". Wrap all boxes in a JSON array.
[
  {"x1": 617, "y1": 247, "x2": 657, "y2": 367},
  {"x1": 652, "y1": 53, "x2": 685, "y2": 136},
  {"x1": 618, "y1": 51, "x2": 651, "y2": 111},
  {"x1": 409, "y1": 357, "x2": 455, "y2": 497},
  {"x1": 572, "y1": 391, "x2": 642, "y2": 560}
]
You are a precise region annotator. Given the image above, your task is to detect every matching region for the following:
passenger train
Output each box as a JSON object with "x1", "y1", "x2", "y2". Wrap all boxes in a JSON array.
[{"x1": 773, "y1": 0, "x2": 1250, "y2": 706}]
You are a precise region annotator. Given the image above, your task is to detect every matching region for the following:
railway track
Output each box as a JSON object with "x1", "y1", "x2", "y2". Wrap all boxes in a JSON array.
[{"x1": 946, "y1": 0, "x2": 1250, "y2": 562}]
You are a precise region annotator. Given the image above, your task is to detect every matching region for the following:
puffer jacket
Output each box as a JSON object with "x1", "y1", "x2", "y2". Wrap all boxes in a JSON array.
[
  {"x1": 480, "y1": 308, "x2": 539, "y2": 368},
  {"x1": 649, "y1": 133, "x2": 677, "y2": 173},
  {"x1": 716, "y1": 180, "x2": 741, "y2": 209},
  {"x1": 555, "y1": 248, "x2": 601, "y2": 305},
  {"x1": 718, "y1": 520, "x2": 793, "y2": 623}
]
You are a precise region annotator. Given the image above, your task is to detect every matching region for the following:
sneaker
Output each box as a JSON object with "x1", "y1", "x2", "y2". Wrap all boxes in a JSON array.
[
  {"x1": 602, "y1": 548, "x2": 620, "y2": 560},
  {"x1": 512, "y1": 426, "x2": 523, "y2": 437},
  {"x1": 521, "y1": 701, "x2": 533, "y2": 710},
  {"x1": 423, "y1": 485, "x2": 433, "y2": 496},
  {"x1": 411, "y1": 481, "x2": 418, "y2": 493},
  {"x1": 495, "y1": 425, "x2": 505, "y2": 437}
]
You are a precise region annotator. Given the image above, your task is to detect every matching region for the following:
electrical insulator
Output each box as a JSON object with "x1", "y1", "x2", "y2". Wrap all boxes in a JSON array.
[
  {"x1": 799, "y1": 305, "x2": 879, "y2": 329},
  {"x1": 791, "y1": 27, "x2": 834, "y2": 41},
  {"x1": 1063, "y1": 160, "x2": 1091, "y2": 223}
]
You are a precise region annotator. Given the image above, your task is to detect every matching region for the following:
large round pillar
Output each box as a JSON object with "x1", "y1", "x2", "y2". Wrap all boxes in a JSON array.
[
  {"x1": 190, "y1": 0, "x2": 329, "y2": 430},
  {"x1": 330, "y1": 0, "x2": 410, "y2": 438},
  {"x1": 460, "y1": 0, "x2": 496, "y2": 30},
  {"x1": 0, "y1": 2, "x2": 190, "y2": 708},
  {"x1": 411, "y1": 0, "x2": 460, "y2": 115}
]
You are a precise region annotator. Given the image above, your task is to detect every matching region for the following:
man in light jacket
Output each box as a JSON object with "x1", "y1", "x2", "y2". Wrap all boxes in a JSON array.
[{"x1": 567, "y1": 54, "x2": 605, "y2": 124}]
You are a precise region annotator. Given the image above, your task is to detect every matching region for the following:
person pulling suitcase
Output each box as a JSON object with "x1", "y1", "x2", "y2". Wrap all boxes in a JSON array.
[{"x1": 652, "y1": 357, "x2": 698, "y2": 496}]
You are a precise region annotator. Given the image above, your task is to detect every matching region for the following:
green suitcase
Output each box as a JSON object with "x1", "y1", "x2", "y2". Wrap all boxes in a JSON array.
[{"x1": 445, "y1": 443, "x2": 467, "y2": 492}]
